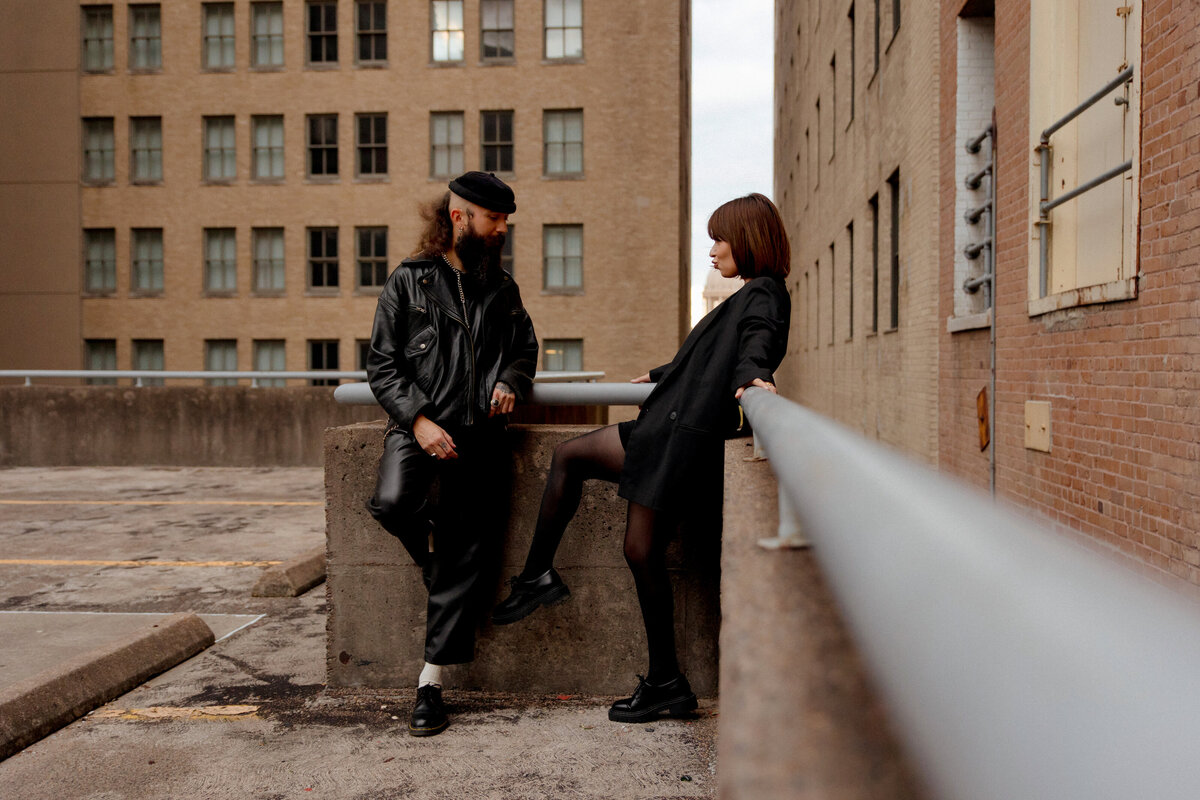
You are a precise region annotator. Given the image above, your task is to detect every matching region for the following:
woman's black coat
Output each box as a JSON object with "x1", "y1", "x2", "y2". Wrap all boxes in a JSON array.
[{"x1": 619, "y1": 275, "x2": 791, "y2": 513}]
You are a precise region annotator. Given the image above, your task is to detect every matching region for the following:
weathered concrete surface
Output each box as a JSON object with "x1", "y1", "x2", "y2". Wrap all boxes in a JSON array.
[
  {"x1": 0, "y1": 386, "x2": 382, "y2": 466},
  {"x1": 0, "y1": 612, "x2": 214, "y2": 760},
  {"x1": 717, "y1": 440, "x2": 923, "y2": 799},
  {"x1": 252, "y1": 545, "x2": 327, "y2": 597},
  {"x1": 0, "y1": 466, "x2": 717, "y2": 798},
  {"x1": 326, "y1": 422, "x2": 721, "y2": 697}
]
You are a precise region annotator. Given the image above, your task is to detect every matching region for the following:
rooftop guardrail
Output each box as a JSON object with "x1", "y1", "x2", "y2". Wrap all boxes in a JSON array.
[{"x1": 739, "y1": 386, "x2": 1200, "y2": 800}]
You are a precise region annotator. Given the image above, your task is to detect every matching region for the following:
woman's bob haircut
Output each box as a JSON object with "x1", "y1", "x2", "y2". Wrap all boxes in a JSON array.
[{"x1": 707, "y1": 193, "x2": 791, "y2": 280}]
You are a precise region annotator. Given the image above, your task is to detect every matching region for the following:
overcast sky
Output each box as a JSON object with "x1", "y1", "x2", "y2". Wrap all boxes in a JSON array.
[{"x1": 689, "y1": 0, "x2": 775, "y2": 323}]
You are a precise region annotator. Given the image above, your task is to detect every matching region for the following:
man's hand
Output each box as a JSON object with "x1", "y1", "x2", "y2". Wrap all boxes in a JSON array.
[
  {"x1": 489, "y1": 381, "x2": 516, "y2": 417},
  {"x1": 734, "y1": 378, "x2": 776, "y2": 400},
  {"x1": 413, "y1": 414, "x2": 457, "y2": 459},
  {"x1": 630, "y1": 373, "x2": 651, "y2": 384}
]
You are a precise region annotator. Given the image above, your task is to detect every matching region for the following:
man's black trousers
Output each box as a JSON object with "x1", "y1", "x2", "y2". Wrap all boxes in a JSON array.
[{"x1": 366, "y1": 422, "x2": 511, "y2": 666}]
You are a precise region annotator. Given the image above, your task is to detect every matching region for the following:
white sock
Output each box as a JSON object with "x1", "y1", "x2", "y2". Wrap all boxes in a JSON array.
[{"x1": 418, "y1": 662, "x2": 444, "y2": 688}]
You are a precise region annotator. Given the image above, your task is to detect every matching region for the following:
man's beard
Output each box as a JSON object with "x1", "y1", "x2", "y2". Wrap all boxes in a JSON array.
[{"x1": 454, "y1": 227, "x2": 505, "y2": 286}]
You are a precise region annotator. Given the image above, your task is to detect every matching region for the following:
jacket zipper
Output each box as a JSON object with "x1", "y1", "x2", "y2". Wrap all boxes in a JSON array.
[{"x1": 454, "y1": 269, "x2": 477, "y2": 425}]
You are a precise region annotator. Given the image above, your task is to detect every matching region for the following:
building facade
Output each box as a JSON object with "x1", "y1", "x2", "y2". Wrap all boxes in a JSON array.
[
  {"x1": 0, "y1": 0, "x2": 691, "y2": 388},
  {"x1": 939, "y1": 0, "x2": 1200, "y2": 585},
  {"x1": 778, "y1": 0, "x2": 1199, "y2": 587},
  {"x1": 773, "y1": 0, "x2": 942, "y2": 463}
]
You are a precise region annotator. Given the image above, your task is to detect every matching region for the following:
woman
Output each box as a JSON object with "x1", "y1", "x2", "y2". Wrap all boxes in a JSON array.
[{"x1": 494, "y1": 193, "x2": 791, "y2": 723}]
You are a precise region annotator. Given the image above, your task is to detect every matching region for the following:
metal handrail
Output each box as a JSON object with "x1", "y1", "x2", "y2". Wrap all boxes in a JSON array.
[
  {"x1": 1036, "y1": 66, "x2": 1135, "y2": 298},
  {"x1": 333, "y1": 378, "x2": 652, "y2": 406},
  {"x1": 739, "y1": 386, "x2": 1200, "y2": 800},
  {"x1": 0, "y1": 369, "x2": 606, "y2": 388}
]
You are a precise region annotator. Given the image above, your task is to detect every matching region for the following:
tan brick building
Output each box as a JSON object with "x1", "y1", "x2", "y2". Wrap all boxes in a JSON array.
[
  {"x1": 0, "y1": 0, "x2": 690, "y2": 388},
  {"x1": 773, "y1": 0, "x2": 942, "y2": 463}
]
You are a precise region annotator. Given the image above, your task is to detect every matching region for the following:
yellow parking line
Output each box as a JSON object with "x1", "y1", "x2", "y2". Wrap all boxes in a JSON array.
[
  {"x1": 0, "y1": 500, "x2": 321, "y2": 506},
  {"x1": 0, "y1": 559, "x2": 282, "y2": 568}
]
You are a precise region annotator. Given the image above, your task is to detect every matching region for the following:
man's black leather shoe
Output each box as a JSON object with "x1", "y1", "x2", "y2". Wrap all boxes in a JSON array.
[
  {"x1": 408, "y1": 684, "x2": 448, "y2": 737},
  {"x1": 608, "y1": 674, "x2": 698, "y2": 723},
  {"x1": 492, "y1": 568, "x2": 570, "y2": 625}
]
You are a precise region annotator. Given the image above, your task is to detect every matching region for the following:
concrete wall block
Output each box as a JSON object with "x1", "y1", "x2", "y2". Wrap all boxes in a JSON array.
[{"x1": 325, "y1": 422, "x2": 720, "y2": 696}]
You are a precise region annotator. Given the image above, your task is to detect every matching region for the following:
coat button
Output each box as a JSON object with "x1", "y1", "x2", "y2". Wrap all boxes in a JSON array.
[
  {"x1": 419, "y1": 343, "x2": 426, "y2": 349},
  {"x1": 669, "y1": 411, "x2": 677, "y2": 420}
]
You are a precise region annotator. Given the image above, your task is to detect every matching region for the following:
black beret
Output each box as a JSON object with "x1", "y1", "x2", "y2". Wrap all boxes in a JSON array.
[{"x1": 448, "y1": 171, "x2": 516, "y2": 214}]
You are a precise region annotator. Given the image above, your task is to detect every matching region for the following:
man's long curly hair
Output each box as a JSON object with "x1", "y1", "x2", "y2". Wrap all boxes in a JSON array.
[{"x1": 413, "y1": 191, "x2": 453, "y2": 258}]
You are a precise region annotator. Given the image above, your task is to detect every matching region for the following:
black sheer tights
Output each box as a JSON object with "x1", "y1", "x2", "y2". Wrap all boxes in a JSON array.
[{"x1": 521, "y1": 424, "x2": 679, "y2": 683}]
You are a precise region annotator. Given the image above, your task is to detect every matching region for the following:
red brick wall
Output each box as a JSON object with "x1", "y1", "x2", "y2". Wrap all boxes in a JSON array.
[{"x1": 940, "y1": 0, "x2": 1200, "y2": 584}]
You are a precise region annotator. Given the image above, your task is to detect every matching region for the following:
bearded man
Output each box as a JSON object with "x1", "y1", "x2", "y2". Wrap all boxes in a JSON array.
[{"x1": 365, "y1": 171, "x2": 538, "y2": 737}]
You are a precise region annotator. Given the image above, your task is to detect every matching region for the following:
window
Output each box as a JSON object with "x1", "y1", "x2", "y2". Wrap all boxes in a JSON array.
[
  {"x1": 814, "y1": 99, "x2": 821, "y2": 186},
  {"x1": 203, "y1": 3, "x2": 235, "y2": 69},
  {"x1": 544, "y1": 0, "x2": 582, "y2": 59},
  {"x1": 307, "y1": 1, "x2": 338, "y2": 64},
  {"x1": 501, "y1": 225, "x2": 514, "y2": 273},
  {"x1": 84, "y1": 229, "x2": 117, "y2": 294},
  {"x1": 848, "y1": 3, "x2": 855, "y2": 124},
  {"x1": 82, "y1": 118, "x2": 115, "y2": 183},
  {"x1": 1027, "y1": 2, "x2": 1139, "y2": 312},
  {"x1": 82, "y1": 6, "x2": 114, "y2": 72},
  {"x1": 204, "y1": 228, "x2": 237, "y2": 293},
  {"x1": 308, "y1": 227, "x2": 339, "y2": 289},
  {"x1": 252, "y1": 2, "x2": 284, "y2": 67},
  {"x1": 481, "y1": 110, "x2": 513, "y2": 173},
  {"x1": 204, "y1": 116, "x2": 236, "y2": 181},
  {"x1": 828, "y1": 240, "x2": 835, "y2": 345},
  {"x1": 887, "y1": 169, "x2": 900, "y2": 330},
  {"x1": 132, "y1": 339, "x2": 164, "y2": 385},
  {"x1": 869, "y1": 193, "x2": 879, "y2": 334},
  {"x1": 308, "y1": 339, "x2": 340, "y2": 385},
  {"x1": 481, "y1": 0, "x2": 514, "y2": 59},
  {"x1": 205, "y1": 340, "x2": 238, "y2": 385},
  {"x1": 543, "y1": 339, "x2": 582, "y2": 372},
  {"x1": 356, "y1": 113, "x2": 387, "y2": 176},
  {"x1": 430, "y1": 112, "x2": 464, "y2": 177},
  {"x1": 847, "y1": 221, "x2": 855, "y2": 339},
  {"x1": 432, "y1": 0, "x2": 464, "y2": 62},
  {"x1": 252, "y1": 115, "x2": 284, "y2": 179},
  {"x1": 252, "y1": 227, "x2": 286, "y2": 292},
  {"x1": 85, "y1": 340, "x2": 117, "y2": 385},
  {"x1": 129, "y1": 4, "x2": 162, "y2": 70},
  {"x1": 543, "y1": 224, "x2": 582, "y2": 291},
  {"x1": 130, "y1": 117, "x2": 163, "y2": 183},
  {"x1": 829, "y1": 55, "x2": 836, "y2": 158},
  {"x1": 307, "y1": 114, "x2": 338, "y2": 177},
  {"x1": 356, "y1": 227, "x2": 388, "y2": 289},
  {"x1": 543, "y1": 109, "x2": 582, "y2": 175},
  {"x1": 873, "y1": 0, "x2": 880, "y2": 76},
  {"x1": 254, "y1": 340, "x2": 286, "y2": 386},
  {"x1": 356, "y1": 338, "x2": 370, "y2": 370},
  {"x1": 356, "y1": 1, "x2": 387, "y2": 62},
  {"x1": 131, "y1": 228, "x2": 164, "y2": 293}
]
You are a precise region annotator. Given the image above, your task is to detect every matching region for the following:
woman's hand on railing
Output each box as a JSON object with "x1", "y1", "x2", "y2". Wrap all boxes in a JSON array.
[
  {"x1": 735, "y1": 378, "x2": 776, "y2": 400},
  {"x1": 630, "y1": 373, "x2": 651, "y2": 384}
]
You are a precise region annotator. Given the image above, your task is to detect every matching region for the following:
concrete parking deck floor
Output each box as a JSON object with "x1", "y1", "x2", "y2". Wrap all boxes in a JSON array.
[{"x1": 0, "y1": 467, "x2": 716, "y2": 799}]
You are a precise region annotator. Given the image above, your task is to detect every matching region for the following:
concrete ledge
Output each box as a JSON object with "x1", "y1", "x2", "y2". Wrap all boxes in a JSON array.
[
  {"x1": 0, "y1": 612, "x2": 215, "y2": 761},
  {"x1": 325, "y1": 422, "x2": 720, "y2": 697},
  {"x1": 717, "y1": 442, "x2": 922, "y2": 799},
  {"x1": 253, "y1": 545, "x2": 327, "y2": 597}
]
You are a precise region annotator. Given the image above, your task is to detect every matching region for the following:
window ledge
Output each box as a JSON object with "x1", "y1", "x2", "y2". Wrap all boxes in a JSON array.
[
  {"x1": 354, "y1": 287, "x2": 384, "y2": 296},
  {"x1": 305, "y1": 176, "x2": 340, "y2": 184},
  {"x1": 202, "y1": 66, "x2": 235, "y2": 74},
  {"x1": 428, "y1": 59, "x2": 466, "y2": 68},
  {"x1": 541, "y1": 288, "x2": 584, "y2": 296},
  {"x1": 250, "y1": 65, "x2": 285, "y2": 72},
  {"x1": 130, "y1": 291, "x2": 163, "y2": 298},
  {"x1": 542, "y1": 57, "x2": 586, "y2": 66},
  {"x1": 252, "y1": 290, "x2": 286, "y2": 297},
  {"x1": 305, "y1": 62, "x2": 341, "y2": 70},
  {"x1": 355, "y1": 61, "x2": 389, "y2": 69},
  {"x1": 354, "y1": 175, "x2": 390, "y2": 184},
  {"x1": 542, "y1": 173, "x2": 585, "y2": 181},
  {"x1": 1027, "y1": 277, "x2": 1137, "y2": 317},
  {"x1": 203, "y1": 178, "x2": 236, "y2": 186},
  {"x1": 947, "y1": 309, "x2": 992, "y2": 333},
  {"x1": 251, "y1": 177, "x2": 286, "y2": 185},
  {"x1": 203, "y1": 291, "x2": 237, "y2": 298},
  {"x1": 479, "y1": 57, "x2": 516, "y2": 67},
  {"x1": 305, "y1": 289, "x2": 341, "y2": 297}
]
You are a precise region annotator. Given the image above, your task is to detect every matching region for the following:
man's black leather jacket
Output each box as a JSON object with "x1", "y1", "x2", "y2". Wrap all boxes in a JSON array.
[{"x1": 366, "y1": 256, "x2": 538, "y2": 432}]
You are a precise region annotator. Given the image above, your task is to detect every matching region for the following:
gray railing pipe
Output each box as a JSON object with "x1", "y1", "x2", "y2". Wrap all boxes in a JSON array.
[
  {"x1": 1040, "y1": 66, "x2": 1134, "y2": 143},
  {"x1": 334, "y1": 380, "x2": 652, "y2": 406},
  {"x1": 739, "y1": 387, "x2": 1200, "y2": 800},
  {"x1": 1042, "y1": 158, "x2": 1133, "y2": 214}
]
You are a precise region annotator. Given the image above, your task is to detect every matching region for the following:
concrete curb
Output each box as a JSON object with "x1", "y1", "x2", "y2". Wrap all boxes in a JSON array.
[
  {"x1": 0, "y1": 612, "x2": 215, "y2": 762},
  {"x1": 252, "y1": 545, "x2": 326, "y2": 597}
]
